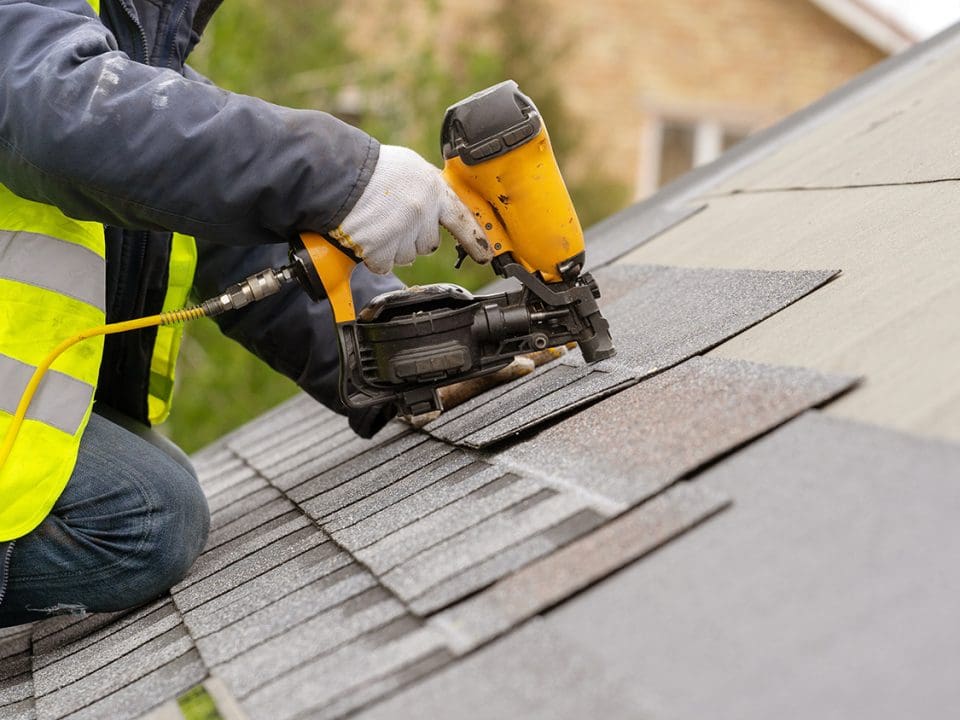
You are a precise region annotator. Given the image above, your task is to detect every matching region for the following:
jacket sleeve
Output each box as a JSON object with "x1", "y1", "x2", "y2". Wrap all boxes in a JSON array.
[
  {"x1": 0, "y1": 0, "x2": 378, "y2": 244},
  {"x1": 193, "y1": 238, "x2": 405, "y2": 436}
]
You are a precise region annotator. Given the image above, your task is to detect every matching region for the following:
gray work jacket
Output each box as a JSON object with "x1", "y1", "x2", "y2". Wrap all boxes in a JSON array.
[{"x1": 0, "y1": 0, "x2": 402, "y2": 432}]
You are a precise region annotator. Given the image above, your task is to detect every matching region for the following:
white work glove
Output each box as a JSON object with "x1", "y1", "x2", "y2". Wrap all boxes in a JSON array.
[{"x1": 329, "y1": 145, "x2": 493, "y2": 274}]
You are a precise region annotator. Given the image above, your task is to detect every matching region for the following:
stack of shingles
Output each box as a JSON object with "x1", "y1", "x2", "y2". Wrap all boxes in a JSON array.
[
  {"x1": 165, "y1": 261, "x2": 853, "y2": 719},
  {"x1": 0, "y1": 260, "x2": 859, "y2": 720}
]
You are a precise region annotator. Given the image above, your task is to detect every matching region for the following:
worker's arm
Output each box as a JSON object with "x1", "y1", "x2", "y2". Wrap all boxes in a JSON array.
[
  {"x1": 193, "y1": 239, "x2": 403, "y2": 437},
  {"x1": 0, "y1": 0, "x2": 375, "y2": 245}
]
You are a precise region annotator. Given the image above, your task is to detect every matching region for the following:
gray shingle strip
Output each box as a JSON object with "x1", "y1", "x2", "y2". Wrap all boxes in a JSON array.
[
  {"x1": 188, "y1": 445, "x2": 234, "y2": 474},
  {"x1": 32, "y1": 602, "x2": 180, "y2": 696},
  {"x1": 238, "y1": 412, "x2": 349, "y2": 476},
  {"x1": 0, "y1": 698, "x2": 34, "y2": 720},
  {"x1": 426, "y1": 362, "x2": 586, "y2": 441},
  {"x1": 500, "y1": 356, "x2": 856, "y2": 506},
  {"x1": 175, "y1": 537, "x2": 343, "y2": 618},
  {"x1": 31, "y1": 596, "x2": 168, "y2": 658},
  {"x1": 184, "y1": 546, "x2": 356, "y2": 652},
  {"x1": 455, "y1": 365, "x2": 637, "y2": 448},
  {"x1": 380, "y1": 491, "x2": 596, "y2": 605},
  {"x1": 172, "y1": 523, "x2": 325, "y2": 608},
  {"x1": 176, "y1": 511, "x2": 313, "y2": 588},
  {"x1": 314, "y1": 449, "x2": 476, "y2": 532},
  {"x1": 205, "y1": 494, "x2": 297, "y2": 551},
  {"x1": 593, "y1": 265, "x2": 838, "y2": 372},
  {"x1": 222, "y1": 393, "x2": 330, "y2": 453},
  {"x1": 301, "y1": 441, "x2": 455, "y2": 520},
  {"x1": 208, "y1": 483, "x2": 282, "y2": 529},
  {"x1": 352, "y1": 472, "x2": 542, "y2": 575},
  {"x1": 194, "y1": 462, "x2": 256, "y2": 497},
  {"x1": 351, "y1": 617, "x2": 656, "y2": 720},
  {"x1": 192, "y1": 454, "x2": 251, "y2": 497},
  {"x1": 330, "y1": 461, "x2": 504, "y2": 551},
  {"x1": 408, "y1": 508, "x2": 606, "y2": 615},
  {"x1": 285, "y1": 432, "x2": 434, "y2": 505},
  {"x1": 0, "y1": 652, "x2": 32, "y2": 708},
  {"x1": 319, "y1": 646, "x2": 454, "y2": 720},
  {"x1": 423, "y1": 264, "x2": 839, "y2": 449},
  {"x1": 63, "y1": 649, "x2": 206, "y2": 720},
  {"x1": 215, "y1": 587, "x2": 409, "y2": 697},
  {"x1": 250, "y1": 424, "x2": 355, "y2": 480},
  {"x1": 192, "y1": 562, "x2": 374, "y2": 667},
  {"x1": 204, "y1": 473, "x2": 268, "y2": 516},
  {"x1": 32, "y1": 598, "x2": 171, "y2": 672},
  {"x1": 240, "y1": 622, "x2": 452, "y2": 720},
  {"x1": 273, "y1": 424, "x2": 418, "y2": 495},
  {"x1": 33, "y1": 623, "x2": 196, "y2": 719},
  {"x1": 541, "y1": 413, "x2": 960, "y2": 720},
  {"x1": 434, "y1": 482, "x2": 729, "y2": 652},
  {"x1": 0, "y1": 625, "x2": 32, "y2": 660}
]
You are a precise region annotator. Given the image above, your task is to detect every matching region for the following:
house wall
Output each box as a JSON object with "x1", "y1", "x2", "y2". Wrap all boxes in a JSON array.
[{"x1": 339, "y1": 0, "x2": 885, "y2": 198}]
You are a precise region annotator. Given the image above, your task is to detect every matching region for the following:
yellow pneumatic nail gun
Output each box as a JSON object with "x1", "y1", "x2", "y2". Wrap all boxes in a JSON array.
[{"x1": 288, "y1": 80, "x2": 616, "y2": 416}]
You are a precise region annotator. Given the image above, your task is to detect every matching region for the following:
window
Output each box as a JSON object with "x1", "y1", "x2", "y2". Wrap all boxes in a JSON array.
[{"x1": 636, "y1": 116, "x2": 751, "y2": 198}]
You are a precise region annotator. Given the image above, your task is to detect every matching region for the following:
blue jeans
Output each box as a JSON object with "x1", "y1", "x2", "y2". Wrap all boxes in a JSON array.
[{"x1": 0, "y1": 409, "x2": 209, "y2": 627}]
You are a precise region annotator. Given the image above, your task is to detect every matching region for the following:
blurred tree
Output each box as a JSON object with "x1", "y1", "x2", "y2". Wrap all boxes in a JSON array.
[{"x1": 166, "y1": 0, "x2": 629, "y2": 452}]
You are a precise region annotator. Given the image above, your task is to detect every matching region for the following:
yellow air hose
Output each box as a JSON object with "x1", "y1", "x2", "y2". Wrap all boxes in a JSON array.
[
  {"x1": 0, "y1": 307, "x2": 205, "y2": 473},
  {"x1": 0, "y1": 263, "x2": 296, "y2": 476}
]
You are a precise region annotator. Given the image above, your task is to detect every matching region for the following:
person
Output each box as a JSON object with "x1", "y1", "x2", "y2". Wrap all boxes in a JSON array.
[{"x1": 0, "y1": 0, "x2": 491, "y2": 627}]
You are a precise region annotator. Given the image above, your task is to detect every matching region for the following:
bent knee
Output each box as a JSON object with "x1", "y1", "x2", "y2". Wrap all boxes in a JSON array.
[{"x1": 103, "y1": 462, "x2": 210, "y2": 610}]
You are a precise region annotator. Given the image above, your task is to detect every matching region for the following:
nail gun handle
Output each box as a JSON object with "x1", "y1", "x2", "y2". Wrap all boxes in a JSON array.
[{"x1": 292, "y1": 232, "x2": 357, "y2": 324}]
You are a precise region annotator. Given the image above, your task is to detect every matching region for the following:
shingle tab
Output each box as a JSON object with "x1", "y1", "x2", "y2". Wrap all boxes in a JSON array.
[
  {"x1": 216, "y1": 587, "x2": 408, "y2": 696},
  {"x1": 499, "y1": 356, "x2": 856, "y2": 505},
  {"x1": 436, "y1": 482, "x2": 730, "y2": 650},
  {"x1": 541, "y1": 412, "x2": 960, "y2": 720},
  {"x1": 172, "y1": 523, "x2": 325, "y2": 609},
  {"x1": 33, "y1": 602, "x2": 179, "y2": 695},
  {"x1": 300, "y1": 441, "x2": 455, "y2": 521},
  {"x1": 330, "y1": 461, "x2": 506, "y2": 551},
  {"x1": 191, "y1": 561, "x2": 370, "y2": 666},
  {"x1": 351, "y1": 618, "x2": 655, "y2": 720},
  {"x1": 425, "y1": 264, "x2": 838, "y2": 448},
  {"x1": 240, "y1": 622, "x2": 452, "y2": 720},
  {"x1": 0, "y1": 626, "x2": 34, "y2": 720},
  {"x1": 64, "y1": 649, "x2": 206, "y2": 720},
  {"x1": 381, "y1": 491, "x2": 595, "y2": 609},
  {"x1": 33, "y1": 607, "x2": 201, "y2": 720},
  {"x1": 352, "y1": 472, "x2": 543, "y2": 575}
]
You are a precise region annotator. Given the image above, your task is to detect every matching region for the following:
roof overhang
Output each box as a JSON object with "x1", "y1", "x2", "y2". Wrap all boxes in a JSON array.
[{"x1": 809, "y1": 0, "x2": 918, "y2": 53}]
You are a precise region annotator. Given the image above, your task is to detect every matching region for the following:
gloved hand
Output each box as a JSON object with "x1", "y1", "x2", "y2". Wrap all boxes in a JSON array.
[{"x1": 330, "y1": 145, "x2": 493, "y2": 274}]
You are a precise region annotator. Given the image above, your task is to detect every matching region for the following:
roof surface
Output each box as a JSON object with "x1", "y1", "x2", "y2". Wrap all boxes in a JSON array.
[{"x1": 3, "y1": 21, "x2": 960, "y2": 720}]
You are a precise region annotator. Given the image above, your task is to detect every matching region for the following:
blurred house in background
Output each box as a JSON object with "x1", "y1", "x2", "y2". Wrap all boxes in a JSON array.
[{"x1": 340, "y1": 0, "x2": 914, "y2": 200}]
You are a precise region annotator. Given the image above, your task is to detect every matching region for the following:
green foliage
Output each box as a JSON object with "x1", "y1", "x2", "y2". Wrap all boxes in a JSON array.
[{"x1": 165, "y1": 0, "x2": 630, "y2": 452}]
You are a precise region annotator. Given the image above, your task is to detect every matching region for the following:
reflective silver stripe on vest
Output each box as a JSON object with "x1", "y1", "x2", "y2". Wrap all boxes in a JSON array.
[
  {"x1": 0, "y1": 353, "x2": 94, "y2": 435},
  {"x1": 0, "y1": 231, "x2": 105, "y2": 312}
]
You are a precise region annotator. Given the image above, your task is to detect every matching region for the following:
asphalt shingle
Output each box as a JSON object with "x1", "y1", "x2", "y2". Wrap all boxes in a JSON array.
[
  {"x1": 240, "y1": 622, "x2": 452, "y2": 720},
  {"x1": 33, "y1": 605, "x2": 200, "y2": 720},
  {"x1": 330, "y1": 460, "x2": 505, "y2": 551},
  {"x1": 435, "y1": 481, "x2": 730, "y2": 651},
  {"x1": 542, "y1": 412, "x2": 960, "y2": 720},
  {"x1": 191, "y1": 560, "x2": 369, "y2": 666},
  {"x1": 499, "y1": 356, "x2": 856, "y2": 505},
  {"x1": 425, "y1": 264, "x2": 838, "y2": 447},
  {"x1": 351, "y1": 618, "x2": 655, "y2": 720},
  {"x1": 0, "y1": 626, "x2": 34, "y2": 720}
]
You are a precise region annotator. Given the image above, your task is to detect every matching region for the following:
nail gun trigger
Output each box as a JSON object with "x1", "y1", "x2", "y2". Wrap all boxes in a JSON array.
[{"x1": 454, "y1": 245, "x2": 469, "y2": 270}]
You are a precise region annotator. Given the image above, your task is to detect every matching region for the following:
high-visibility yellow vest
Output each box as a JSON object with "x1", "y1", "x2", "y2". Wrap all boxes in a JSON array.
[{"x1": 0, "y1": 0, "x2": 197, "y2": 541}]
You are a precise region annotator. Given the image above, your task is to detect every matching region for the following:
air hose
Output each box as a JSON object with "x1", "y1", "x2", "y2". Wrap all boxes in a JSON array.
[{"x1": 0, "y1": 264, "x2": 296, "y2": 475}]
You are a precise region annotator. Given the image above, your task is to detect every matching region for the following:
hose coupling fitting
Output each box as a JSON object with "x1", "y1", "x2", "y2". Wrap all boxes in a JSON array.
[{"x1": 201, "y1": 265, "x2": 296, "y2": 317}]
